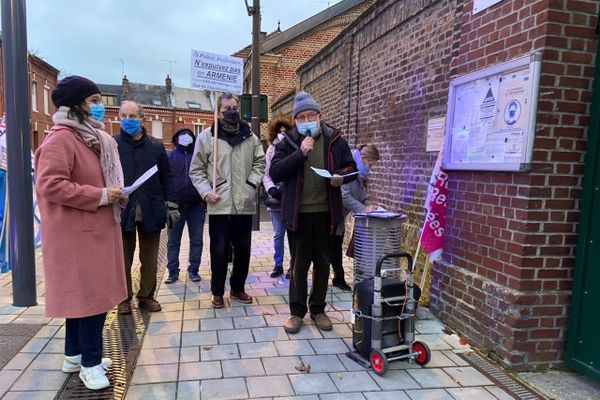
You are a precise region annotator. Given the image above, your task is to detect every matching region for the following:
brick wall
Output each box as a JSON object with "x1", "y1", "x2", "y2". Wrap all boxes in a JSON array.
[
  {"x1": 297, "y1": 0, "x2": 599, "y2": 371},
  {"x1": 0, "y1": 44, "x2": 59, "y2": 151},
  {"x1": 29, "y1": 57, "x2": 59, "y2": 150},
  {"x1": 299, "y1": 0, "x2": 461, "y2": 285},
  {"x1": 236, "y1": 0, "x2": 375, "y2": 139},
  {"x1": 432, "y1": 0, "x2": 598, "y2": 370}
]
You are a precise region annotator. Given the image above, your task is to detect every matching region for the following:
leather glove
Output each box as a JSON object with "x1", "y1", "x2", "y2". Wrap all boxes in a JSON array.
[
  {"x1": 268, "y1": 187, "x2": 282, "y2": 200},
  {"x1": 166, "y1": 201, "x2": 180, "y2": 229}
]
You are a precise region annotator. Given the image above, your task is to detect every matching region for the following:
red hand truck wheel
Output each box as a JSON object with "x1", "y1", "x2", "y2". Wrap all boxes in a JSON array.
[
  {"x1": 369, "y1": 349, "x2": 388, "y2": 375},
  {"x1": 412, "y1": 341, "x2": 431, "y2": 366}
]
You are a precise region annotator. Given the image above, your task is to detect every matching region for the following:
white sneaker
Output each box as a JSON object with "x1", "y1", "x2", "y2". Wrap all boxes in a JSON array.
[
  {"x1": 63, "y1": 355, "x2": 112, "y2": 373},
  {"x1": 79, "y1": 363, "x2": 110, "y2": 390}
]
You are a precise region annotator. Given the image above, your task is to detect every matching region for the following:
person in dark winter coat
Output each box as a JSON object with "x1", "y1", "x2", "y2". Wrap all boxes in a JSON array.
[
  {"x1": 165, "y1": 128, "x2": 206, "y2": 284},
  {"x1": 270, "y1": 91, "x2": 356, "y2": 334},
  {"x1": 114, "y1": 101, "x2": 178, "y2": 315}
]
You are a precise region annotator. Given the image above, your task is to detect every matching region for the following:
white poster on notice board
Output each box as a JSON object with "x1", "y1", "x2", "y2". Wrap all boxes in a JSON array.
[{"x1": 473, "y1": 0, "x2": 503, "y2": 14}]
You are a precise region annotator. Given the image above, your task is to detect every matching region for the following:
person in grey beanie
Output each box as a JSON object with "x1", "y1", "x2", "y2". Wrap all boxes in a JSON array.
[{"x1": 269, "y1": 91, "x2": 356, "y2": 334}]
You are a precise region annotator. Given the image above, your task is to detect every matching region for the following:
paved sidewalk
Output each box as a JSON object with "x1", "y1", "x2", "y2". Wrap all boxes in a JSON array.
[{"x1": 0, "y1": 222, "x2": 532, "y2": 399}]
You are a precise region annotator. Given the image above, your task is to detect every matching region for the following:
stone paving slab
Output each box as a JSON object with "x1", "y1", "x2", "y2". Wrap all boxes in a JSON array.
[{"x1": 0, "y1": 222, "x2": 558, "y2": 399}]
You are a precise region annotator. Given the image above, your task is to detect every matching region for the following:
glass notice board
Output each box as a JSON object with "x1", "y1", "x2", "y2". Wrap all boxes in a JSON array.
[{"x1": 443, "y1": 53, "x2": 542, "y2": 171}]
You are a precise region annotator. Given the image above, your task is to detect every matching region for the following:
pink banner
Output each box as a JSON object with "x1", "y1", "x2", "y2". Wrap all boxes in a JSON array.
[{"x1": 421, "y1": 155, "x2": 448, "y2": 262}]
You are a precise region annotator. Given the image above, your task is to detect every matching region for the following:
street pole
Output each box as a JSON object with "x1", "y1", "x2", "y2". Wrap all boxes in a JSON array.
[
  {"x1": 251, "y1": 0, "x2": 261, "y2": 230},
  {"x1": 1, "y1": 0, "x2": 37, "y2": 306}
]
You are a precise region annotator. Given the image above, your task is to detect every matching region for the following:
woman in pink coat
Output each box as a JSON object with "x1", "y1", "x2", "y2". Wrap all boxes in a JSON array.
[{"x1": 35, "y1": 76, "x2": 128, "y2": 391}]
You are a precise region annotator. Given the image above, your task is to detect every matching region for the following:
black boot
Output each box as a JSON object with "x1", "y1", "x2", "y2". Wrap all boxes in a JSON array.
[{"x1": 270, "y1": 266, "x2": 284, "y2": 278}]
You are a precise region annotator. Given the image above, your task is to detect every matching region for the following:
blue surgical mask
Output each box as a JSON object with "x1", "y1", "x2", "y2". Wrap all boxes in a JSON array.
[
  {"x1": 89, "y1": 103, "x2": 105, "y2": 121},
  {"x1": 297, "y1": 121, "x2": 319, "y2": 137},
  {"x1": 121, "y1": 119, "x2": 141, "y2": 135},
  {"x1": 360, "y1": 164, "x2": 369, "y2": 176}
]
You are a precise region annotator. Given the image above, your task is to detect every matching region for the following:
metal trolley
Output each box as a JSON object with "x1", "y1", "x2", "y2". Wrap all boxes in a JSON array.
[{"x1": 348, "y1": 252, "x2": 431, "y2": 375}]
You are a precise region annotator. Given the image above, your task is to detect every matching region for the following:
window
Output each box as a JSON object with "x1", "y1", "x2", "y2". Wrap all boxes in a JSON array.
[
  {"x1": 43, "y1": 86, "x2": 50, "y2": 115},
  {"x1": 101, "y1": 95, "x2": 116, "y2": 106},
  {"x1": 193, "y1": 123, "x2": 204, "y2": 135},
  {"x1": 152, "y1": 99, "x2": 162, "y2": 106},
  {"x1": 151, "y1": 120, "x2": 163, "y2": 139},
  {"x1": 186, "y1": 101, "x2": 201, "y2": 109},
  {"x1": 31, "y1": 81, "x2": 38, "y2": 112}
]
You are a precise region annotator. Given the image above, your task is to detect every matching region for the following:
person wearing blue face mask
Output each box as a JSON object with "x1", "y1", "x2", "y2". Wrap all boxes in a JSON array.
[
  {"x1": 114, "y1": 101, "x2": 179, "y2": 315},
  {"x1": 270, "y1": 91, "x2": 357, "y2": 334},
  {"x1": 164, "y1": 128, "x2": 206, "y2": 284},
  {"x1": 330, "y1": 143, "x2": 381, "y2": 291},
  {"x1": 88, "y1": 101, "x2": 105, "y2": 122}
]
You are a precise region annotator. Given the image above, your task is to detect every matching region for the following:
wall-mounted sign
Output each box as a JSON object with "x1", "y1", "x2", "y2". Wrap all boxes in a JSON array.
[
  {"x1": 426, "y1": 117, "x2": 445, "y2": 152},
  {"x1": 473, "y1": 0, "x2": 503, "y2": 15}
]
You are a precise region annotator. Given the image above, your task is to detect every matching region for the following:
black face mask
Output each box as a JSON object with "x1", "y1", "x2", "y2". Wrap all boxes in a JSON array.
[{"x1": 222, "y1": 109, "x2": 240, "y2": 124}]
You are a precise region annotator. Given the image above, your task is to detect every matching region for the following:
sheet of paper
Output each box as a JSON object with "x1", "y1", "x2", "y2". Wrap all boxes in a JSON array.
[
  {"x1": 310, "y1": 167, "x2": 359, "y2": 179},
  {"x1": 122, "y1": 165, "x2": 158, "y2": 196}
]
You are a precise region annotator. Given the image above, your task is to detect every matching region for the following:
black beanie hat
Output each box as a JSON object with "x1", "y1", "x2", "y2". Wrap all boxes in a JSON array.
[{"x1": 51, "y1": 75, "x2": 101, "y2": 108}]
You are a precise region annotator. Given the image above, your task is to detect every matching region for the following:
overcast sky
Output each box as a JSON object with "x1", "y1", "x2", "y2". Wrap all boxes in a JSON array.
[{"x1": 12, "y1": 0, "x2": 341, "y2": 88}]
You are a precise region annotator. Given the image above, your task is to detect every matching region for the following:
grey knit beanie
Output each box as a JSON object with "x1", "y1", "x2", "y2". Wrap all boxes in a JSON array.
[{"x1": 292, "y1": 91, "x2": 320, "y2": 118}]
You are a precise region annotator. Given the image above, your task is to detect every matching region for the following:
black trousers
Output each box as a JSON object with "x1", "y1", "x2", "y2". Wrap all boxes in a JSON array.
[
  {"x1": 329, "y1": 234, "x2": 345, "y2": 282},
  {"x1": 288, "y1": 212, "x2": 331, "y2": 317},
  {"x1": 65, "y1": 312, "x2": 107, "y2": 367},
  {"x1": 208, "y1": 215, "x2": 252, "y2": 296}
]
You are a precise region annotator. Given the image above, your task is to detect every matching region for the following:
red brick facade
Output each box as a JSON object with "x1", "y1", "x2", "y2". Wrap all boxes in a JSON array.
[
  {"x1": 235, "y1": 0, "x2": 375, "y2": 139},
  {"x1": 296, "y1": 0, "x2": 599, "y2": 371},
  {"x1": 0, "y1": 42, "x2": 59, "y2": 151}
]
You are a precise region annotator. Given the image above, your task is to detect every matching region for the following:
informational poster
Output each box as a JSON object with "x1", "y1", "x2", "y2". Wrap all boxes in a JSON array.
[
  {"x1": 473, "y1": 0, "x2": 503, "y2": 14},
  {"x1": 443, "y1": 54, "x2": 541, "y2": 171},
  {"x1": 190, "y1": 50, "x2": 243, "y2": 95},
  {"x1": 426, "y1": 117, "x2": 445, "y2": 152}
]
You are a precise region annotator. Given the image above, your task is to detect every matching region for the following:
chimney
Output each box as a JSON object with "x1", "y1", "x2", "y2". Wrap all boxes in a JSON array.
[
  {"x1": 121, "y1": 75, "x2": 130, "y2": 100},
  {"x1": 165, "y1": 75, "x2": 172, "y2": 94},
  {"x1": 165, "y1": 75, "x2": 173, "y2": 107}
]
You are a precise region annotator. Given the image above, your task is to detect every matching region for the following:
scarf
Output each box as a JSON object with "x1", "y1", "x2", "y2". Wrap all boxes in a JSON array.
[{"x1": 52, "y1": 106, "x2": 124, "y2": 222}]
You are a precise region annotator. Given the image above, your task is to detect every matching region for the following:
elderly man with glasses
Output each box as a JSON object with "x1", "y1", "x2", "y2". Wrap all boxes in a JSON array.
[{"x1": 270, "y1": 91, "x2": 357, "y2": 334}]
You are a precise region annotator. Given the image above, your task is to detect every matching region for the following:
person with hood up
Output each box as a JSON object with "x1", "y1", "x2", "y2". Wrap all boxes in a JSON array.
[
  {"x1": 165, "y1": 128, "x2": 206, "y2": 284},
  {"x1": 189, "y1": 93, "x2": 265, "y2": 309}
]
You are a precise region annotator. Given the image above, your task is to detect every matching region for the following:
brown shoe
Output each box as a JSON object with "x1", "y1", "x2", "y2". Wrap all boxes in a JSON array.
[
  {"x1": 230, "y1": 291, "x2": 253, "y2": 304},
  {"x1": 284, "y1": 315, "x2": 303, "y2": 334},
  {"x1": 211, "y1": 295, "x2": 225, "y2": 308},
  {"x1": 117, "y1": 300, "x2": 132, "y2": 315},
  {"x1": 311, "y1": 313, "x2": 333, "y2": 331},
  {"x1": 138, "y1": 298, "x2": 162, "y2": 312}
]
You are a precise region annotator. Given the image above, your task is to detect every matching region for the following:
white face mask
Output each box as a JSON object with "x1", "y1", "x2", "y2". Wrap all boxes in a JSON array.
[{"x1": 177, "y1": 134, "x2": 193, "y2": 146}]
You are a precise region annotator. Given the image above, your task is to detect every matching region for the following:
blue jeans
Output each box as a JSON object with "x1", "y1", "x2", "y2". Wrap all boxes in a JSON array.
[
  {"x1": 167, "y1": 203, "x2": 206, "y2": 274},
  {"x1": 271, "y1": 210, "x2": 286, "y2": 267}
]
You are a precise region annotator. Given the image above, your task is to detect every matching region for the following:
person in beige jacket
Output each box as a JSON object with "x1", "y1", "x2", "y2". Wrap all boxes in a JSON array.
[{"x1": 189, "y1": 93, "x2": 265, "y2": 308}]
